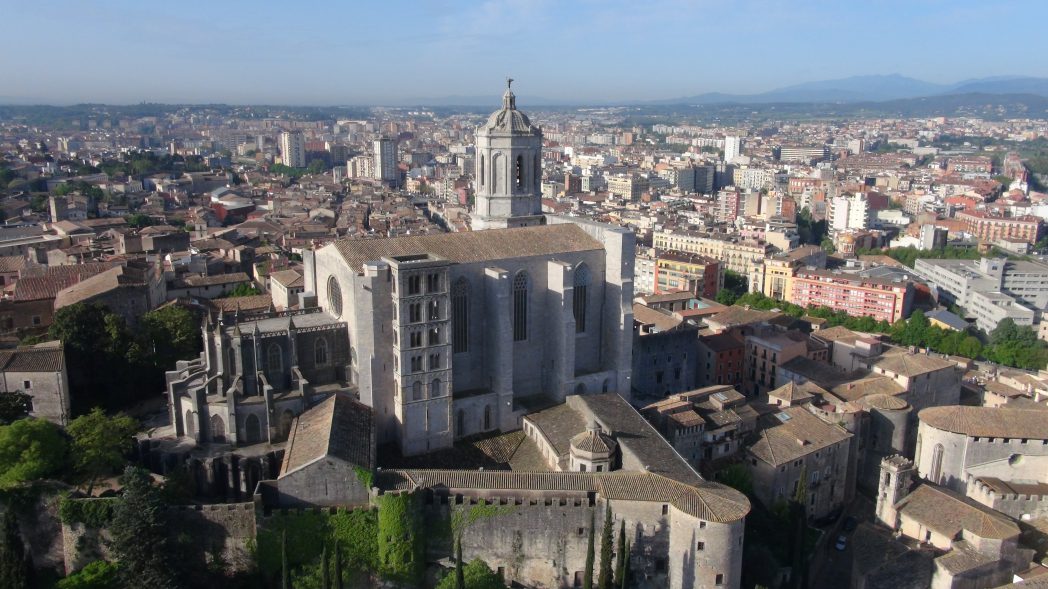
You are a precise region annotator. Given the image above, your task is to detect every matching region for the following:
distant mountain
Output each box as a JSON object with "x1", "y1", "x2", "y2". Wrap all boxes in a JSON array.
[{"x1": 651, "y1": 74, "x2": 1048, "y2": 106}]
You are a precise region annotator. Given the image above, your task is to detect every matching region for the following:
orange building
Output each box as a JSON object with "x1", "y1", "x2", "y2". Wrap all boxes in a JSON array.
[
  {"x1": 791, "y1": 269, "x2": 913, "y2": 323},
  {"x1": 956, "y1": 211, "x2": 1043, "y2": 245}
]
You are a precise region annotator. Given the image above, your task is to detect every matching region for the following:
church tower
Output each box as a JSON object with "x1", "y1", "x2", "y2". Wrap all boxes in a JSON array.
[
  {"x1": 875, "y1": 455, "x2": 914, "y2": 529},
  {"x1": 472, "y1": 79, "x2": 544, "y2": 231}
]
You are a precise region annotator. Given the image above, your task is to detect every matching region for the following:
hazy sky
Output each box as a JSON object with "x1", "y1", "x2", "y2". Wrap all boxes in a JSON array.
[{"x1": 3, "y1": 0, "x2": 1046, "y2": 105}]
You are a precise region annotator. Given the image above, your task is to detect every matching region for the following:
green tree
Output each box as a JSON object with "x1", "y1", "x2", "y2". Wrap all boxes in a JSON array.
[
  {"x1": 436, "y1": 559, "x2": 505, "y2": 589},
  {"x1": 619, "y1": 540, "x2": 630, "y2": 589},
  {"x1": 583, "y1": 511, "x2": 595, "y2": 589},
  {"x1": 222, "y1": 283, "x2": 262, "y2": 298},
  {"x1": 455, "y1": 535, "x2": 465, "y2": 589},
  {"x1": 0, "y1": 418, "x2": 68, "y2": 487},
  {"x1": 722, "y1": 270, "x2": 748, "y2": 297},
  {"x1": 614, "y1": 521, "x2": 626, "y2": 587},
  {"x1": 716, "y1": 463, "x2": 753, "y2": 496},
  {"x1": 0, "y1": 391, "x2": 32, "y2": 425},
  {"x1": 0, "y1": 510, "x2": 31, "y2": 589},
  {"x1": 321, "y1": 542, "x2": 330, "y2": 589},
  {"x1": 282, "y1": 530, "x2": 291, "y2": 589},
  {"x1": 715, "y1": 289, "x2": 738, "y2": 306},
  {"x1": 598, "y1": 505, "x2": 614, "y2": 589},
  {"x1": 56, "y1": 560, "x2": 120, "y2": 589},
  {"x1": 308, "y1": 159, "x2": 326, "y2": 175},
  {"x1": 820, "y1": 237, "x2": 835, "y2": 254},
  {"x1": 68, "y1": 408, "x2": 139, "y2": 493},
  {"x1": 333, "y1": 539, "x2": 344, "y2": 589},
  {"x1": 140, "y1": 305, "x2": 202, "y2": 372},
  {"x1": 109, "y1": 467, "x2": 180, "y2": 589}
]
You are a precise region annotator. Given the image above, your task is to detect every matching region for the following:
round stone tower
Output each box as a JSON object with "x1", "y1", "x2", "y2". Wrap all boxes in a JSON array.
[{"x1": 472, "y1": 78, "x2": 544, "y2": 230}]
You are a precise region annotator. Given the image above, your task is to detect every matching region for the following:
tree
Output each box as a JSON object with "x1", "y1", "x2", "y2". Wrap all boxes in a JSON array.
[
  {"x1": 0, "y1": 391, "x2": 32, "y2": 425},
  {"x1": 716, "y1": 463, "x2": 753, "y2": 496},
  {"x1": 598, "y1": 505, "x2": 614, "y2": 589},
  {"x1": 282, "y1": 530, "x2": 291, "y2": 589},
  {"x1": 436, "y1": 559, "x2": 505, "y2": 589},
  {"x1": 308, "y1": 159, "x2": 326, "y2": 175},
  {"x1": 614, "y1": 521, "x2": 626, "y2": 587},
  {"x1": 223, "y1": 283, "x2": 262, "y2": 298},
  {"x1": 109, "y1": 467, "x2": 180, "y2": 589},
  {"x1": 820, "y1": 237, "x2": 835, "y2": 254},
  {"x1": 321, "y1": 543, "x2": 330, "y2": 589},
  {"x1": 0, "y1": 418, "x2": 68, "y2": 487},
  {"x1": 715, "y1": 289, "x2": 738, "y2": 306},
  {"x1": 140, "y1": 305, "x2": 202, "y2": 373},
  {"x1": 333, "y1": 539, "x2": 344, "y2": 589},
  {"x1": 0, "y1": 510, "x2": 31, "y2": 589},
  {"x1": 583, "y1": 511, "x2": 595, "y2": 589},
  {"x1": 619, "y1": 540, "x2": 630, "y2": 589},
  {"x1": 68, "y1": 408, "x2": 139, "y2": 493},
  {"x1": 455, "y1": 535, "x2": 465, "y2": 589},
  {"x1": 56, "y1": 560, "x2": 120, "y2": 589}
]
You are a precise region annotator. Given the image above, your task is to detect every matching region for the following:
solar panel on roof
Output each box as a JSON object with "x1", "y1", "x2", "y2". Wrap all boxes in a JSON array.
[{"x1": 775, "y1": 412, "x2": 792, "y2": 423}]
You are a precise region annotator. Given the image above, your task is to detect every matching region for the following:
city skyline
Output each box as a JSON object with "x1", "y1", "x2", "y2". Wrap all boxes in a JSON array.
[{"x1": 3, "y1": 0, "x2": 1048, "y2": 105}]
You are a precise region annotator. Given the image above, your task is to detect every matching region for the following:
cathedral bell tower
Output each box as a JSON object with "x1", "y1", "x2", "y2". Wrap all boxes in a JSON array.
[{"x1": 472, "y1": 78, "x2": 544, "y2": 231}]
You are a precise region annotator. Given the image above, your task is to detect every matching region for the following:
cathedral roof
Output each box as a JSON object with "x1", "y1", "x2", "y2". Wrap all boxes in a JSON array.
[
  {"x1": 279, "y1": 393, "x2": 374, "y2": 478},
  {"x1": 479, "y1": 80, "x2": 540, "y2": 136},
  {"x1": 332, "y1": 224, "x2": 602, "y2": 272}
]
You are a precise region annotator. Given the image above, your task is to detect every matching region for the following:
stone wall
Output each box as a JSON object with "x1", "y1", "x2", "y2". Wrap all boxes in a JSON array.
[{"x1": 60, "y1": 502, "x2": 257, "y2": 576}]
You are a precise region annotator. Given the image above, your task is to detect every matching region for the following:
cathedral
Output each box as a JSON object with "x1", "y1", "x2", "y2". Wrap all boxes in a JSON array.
[{"x1": 167, "y1": 82, "x2": 635, "y2": 457}]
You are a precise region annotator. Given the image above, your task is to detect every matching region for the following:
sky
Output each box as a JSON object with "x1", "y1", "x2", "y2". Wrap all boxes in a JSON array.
[{"x1": 2, "y1": 0, "x2": 1047, "y2": 105}]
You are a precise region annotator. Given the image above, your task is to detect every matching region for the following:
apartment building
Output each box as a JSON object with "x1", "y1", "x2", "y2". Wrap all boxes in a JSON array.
[
  {"x1": 956, "y1": 211, "x2": 1043, "y2": 245},
  {"x1": 744, "y1": 326, "x2": 828, "y2": 396},
  {"x1": 790, "y1": 268, "x2": 914, "y2": 323},
  {"x1": 654, "y1": 251, "x2": 722, "y2": 297},
  {"x1": 606, "y1": 174, "x2": 648, "y2": 201},
  {"x1": 914, "y1": 257, "x2": 1048, "y2": 332},
  {"x1": 653, "y1": 230, "x2": 772, "y2": 276}
]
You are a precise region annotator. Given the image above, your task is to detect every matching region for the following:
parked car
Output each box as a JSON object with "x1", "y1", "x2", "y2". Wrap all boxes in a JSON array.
[{"x1": 835, "y1": 535, "x2": 847, "y2": 551}]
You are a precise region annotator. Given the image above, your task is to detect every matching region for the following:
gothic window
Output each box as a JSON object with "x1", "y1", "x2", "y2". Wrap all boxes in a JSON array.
[
  {"x1": 314, "y1": 337, "x2": 329, "y2": 366},
  {"x1": 573, "y1": 263, "x2": 590, "y2": 333},
  {"x1": 407, "y1": 275, "x2": 421, "y2": 295},
  {"x1": 410, "y1": 331, "x2": 422, "y2": 348},
  {"x1": 412, "y1": 381, "x2": 422, "y2": 401},
  {"x1": 452, "y1": 278, "x2": 470, "y2": 353},
  {"x1": 428, "y1": 352, "x2": 441, "y2": 370},
  {"x1": 327, "y1": 276, "x2": 343, "y2": 317},
  {"x1": 534, "y1": 155, "x2": 541, "y2": 190},
  {"x1": 457, "y1": 409, "x2": 465, "y2": 435},
  {"x1": 409, "y1": 303, "x2": 422, "y2": 323},
  {"x1": 410, "y1": 356, "x2": 423, "y2": 372},
  {"x1": 428, "y1": 300, "x2": 440, "y2": 321},
  {"x1": 426, "y1": 273, "x2": 440, "y2": 293},
  {"x1": 431, "y1": 378, "x2": 441, "y2": 397},
  {"x1": 227, "y1": 347, "x2": 237, "y2": 376},
  {"x1": 428, "y1": 327, "x2": 440, "y2": 346},
  {"x1": 267, "y1": 343, "x2": 282, "y2": 374},
  {"x1": 245, "y1": 414, "x2": 261, "y2": 444},
  {"x1": 513, "y1": 271, "x2": 528, "y2": 341},
  {"x1": 479, "y1": 155, "x2": 485, "y2": 187},
  {"x1": 483, "y1": 405, "x2": 492, "y2": 430},
  {"x1": 515, "y1": 155, "x2": 524, "y2": 191},
  {"x1": 210, "y1": 414, "x2": 226, "y2": 443}
]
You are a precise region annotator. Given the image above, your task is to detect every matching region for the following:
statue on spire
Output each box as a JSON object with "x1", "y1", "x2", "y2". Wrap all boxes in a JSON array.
[{"x1": 507, "y1": 77, "x2": 514, "y2": 89}]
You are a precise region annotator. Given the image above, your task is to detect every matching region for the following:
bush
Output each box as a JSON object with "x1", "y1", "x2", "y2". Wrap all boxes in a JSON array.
[
  {"x1": 56, "y1": 560, "x2": 120, "y2": 589},
  {"x1": 58, "y1": 497, "x2": 118, "y2": 528}
]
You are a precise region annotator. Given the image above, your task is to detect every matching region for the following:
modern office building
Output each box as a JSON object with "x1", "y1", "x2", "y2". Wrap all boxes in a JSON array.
[
  {"x1": 373, "y1": 137, "x2": 399, "y2": 185},
  {"x1": 279, "y1": 131, "x2": 305, "y2": 168}
]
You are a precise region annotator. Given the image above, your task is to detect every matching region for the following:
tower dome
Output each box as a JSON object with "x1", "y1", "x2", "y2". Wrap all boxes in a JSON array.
[
  {"x1": 472, "y1": 78, "x2": 544, "y2": 231},
  {"x1": 569, "y1": 424, "x2": 617, "y2": 473}
]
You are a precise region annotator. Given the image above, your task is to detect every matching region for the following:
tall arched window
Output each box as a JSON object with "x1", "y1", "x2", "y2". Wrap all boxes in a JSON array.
[
  {"x1": 210, "y1": 414, "x2": 226, "y2": 443},
  {"x1": 573, "y1": 263, "x2": 591, "y2": 333},
  {"x1": 534, "y1": 155, "x2": 541, "y2": 190},
  {"x1": 492, "y1": 153, "x2": 502, "y2": 193},
  {"x1": 483, "y1": 405, "x2": 492, "y2": 430},
  {"x1": 245, "y1": 414, "x2": 261, "y2": 444},
  {"x1": 431, "y1": 378, "x2": 442, "y2": 397},
  {"x1": 513, "y1": 272, "x2": 528, "y2": 341},
  {"x1": 515, "y1": 155, "x2": 524, "y2": 191},
  {"x1": 314, "y1": 337, "x2": 328, "y2": 366},
  {"x1": 227, "y1": 347, "x2": 237, "y2": 376},
  {"x1": 412, "y1": 381, "x2": 423, "y2": 401},
  {"x1": 930, "y1": 443, "x2": 944, "y2": 484},
  {"x1": 479, "y1": 155, "x2": 485, "y2": 187},
  {"x1": 452, "y1": 277, "x2": 470, "y2": 353},
  {"x1": 267, "y1": 343, "x2": 283, "y2": 374}
]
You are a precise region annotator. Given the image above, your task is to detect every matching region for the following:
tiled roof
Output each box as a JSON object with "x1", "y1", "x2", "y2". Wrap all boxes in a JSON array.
[
  {"x1": 177, "y1": 272, "x2": 250, "y2": 287},
  {"x1": 380, "y1": 469, "x2": 749, "y2": 523},
  {"x1": 747, "y1": 405, "x2": 851, "y2": 467},
  {"x1": 524, "y1": 403, "x2": 588, "y2": 458},
  {"x1": 331, "y1": 224, "x2": 602, "y2": 272},
  {"x1": 54, "y1": 265, "x2": 150, "y2": 308},
  {"x1": 918, "y1": 406, "x2": 1048, "y2": 440},
  {"x1": 895, "y1": 484, "x2": 1019, "y2": 540},
  {"x1": 633, "y1": 304, "x2": 683, "y2": 332},
  {"x1": 872, "y1": 353, "x2": 955, "y2": 377},
  {"x1": 208, "y1": 294, "x2": 273, "y2": 313},
  {"x1": 812, "y1": 325, "x2": 864, "y2": 344},
  {"x1": 279, "y1": 393, "x2": 373, "y2": 477},
  {"x1": 0, "y1": 344, "x2": 65, "y2": 372},
  {"x1": 0, "y1": 256, "x2": 27, "y2": 273},
  {"x1": 768, "y1": 381, "x2": 817, "y2": 403},
  {"x1": 12, "y1": 263, "x2": 117, "y2": 301},
  {"x1": 705, "y1": 307, "x2": 781, "y2": 329},
  {"x1": 269, "y1": 269, "x2": 303, "y2": 289}
]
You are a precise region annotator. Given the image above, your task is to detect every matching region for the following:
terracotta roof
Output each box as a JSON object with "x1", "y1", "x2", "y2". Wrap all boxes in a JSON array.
[
  {"x1": 208, "y1": 294, "x2": 273, "y2": 313},
  {"x1": 178, "y1": 272, "x2": 250, "y2": 287},
  {"x1": 747, "y1": 405, "x2": 851, "y2": 467},
  {"x1": 918, "y1": 406, "x2": 1048, "y2": 440},
  {"x1": 331, "y1": 224, "x2": 602, "y2": 272},
  {"x1": 54, "y1": 265, "x2": 151, "y2": 308},
  {"x1": 895, "y1": 484, "x2": 1019, "y2": 540},
  {"x1": 0, "y1": 345, "x2": 65, "y2": 372},
  {"x1": 0, "y1": 256, "x2": 27, "y2": 273},
  {"x1": 813, "y1": 325, "x2": 865, "y2": 344},
  {"x1": 633, "y1": 304, "x2": 683, "y2": 332},
  {"x1": 269, "y1": 269, "x2": 303, "y2": 289},
  {"x1": 570, "y1": 429, "x2": 616, "y2": 454},
  {"x1": 706, "y1": 307, "x2": 781, "y2": 329},
  {"x1": 768, "y1": 381, "x2": 817, "y2": 404},
  {"x1": 871, "y1": 353, "x2": 954, "y2": 377},
  {"x1": 381, "y1": 469, "x2": 749, "y2": 523},
  {"x1": 280, "y1": 393, "x2": 373, "y2": 478},
  {"x1": 12, "y1": 263, "x2": 117, "y2": 301},
  {"x1": 862, "y1": 394, "x2": 909, "y2": 411},
  {"x1": 698, "y1": 332, "x2": 744, "y2": 353}
]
